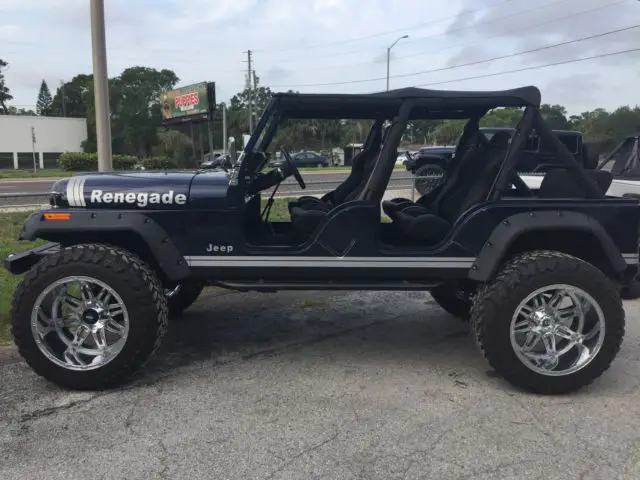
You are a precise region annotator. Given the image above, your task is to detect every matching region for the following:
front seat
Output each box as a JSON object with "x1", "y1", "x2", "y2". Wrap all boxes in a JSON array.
[
  {"x1": 288, "y1": 123, "x2": 395, "y2": 240},
  {"x1": 392, "y1": 131, "x2": 512, "y2": 244},
  {"x1": 287, "y1": 121, "x2": 383, "y2": 214}
]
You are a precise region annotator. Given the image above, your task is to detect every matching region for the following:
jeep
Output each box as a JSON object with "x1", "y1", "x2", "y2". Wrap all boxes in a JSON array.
[
  {"x1": 407, "y1": 127, "x2": 594, "y2": 195},
  {"x1": 4, "y1": 86, "x2": 638, "y2": 394}
]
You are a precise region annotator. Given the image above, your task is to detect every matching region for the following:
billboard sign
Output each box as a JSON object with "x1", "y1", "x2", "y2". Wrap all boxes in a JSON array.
[{"x1": 160, "y1": 81, "x2": 215, "y2": 125}]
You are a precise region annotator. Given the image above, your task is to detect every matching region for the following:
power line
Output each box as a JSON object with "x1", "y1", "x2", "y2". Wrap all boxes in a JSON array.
[
  {"x1": 251, "y1": 0, "x2": 521, "y2": 53},
  {"x1": 414, "y1": 47, "x2": 640, "y2": 88},
  {"x1": 269, "y1": 24, "x2": 640, "y2": 88},
  {"x1": 270, "y1": 0, "x2": 627, "y2": 74},
  {"x1": 264, "y1": 0, "x2": 579, "y2": 63}
]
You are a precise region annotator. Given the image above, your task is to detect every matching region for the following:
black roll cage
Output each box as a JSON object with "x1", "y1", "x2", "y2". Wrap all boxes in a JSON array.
[{"x1": 239, "y1": 86, "x2": 604, "y2": 202}]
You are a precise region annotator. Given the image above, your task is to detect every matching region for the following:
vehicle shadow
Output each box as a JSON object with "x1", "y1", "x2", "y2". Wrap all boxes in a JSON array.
[
  {"x1": 145, "y1": 289, "x2": 476, "y2": 374},
  {"x1": 138, "y1": 289, "x2": 637, "y2": 396}
]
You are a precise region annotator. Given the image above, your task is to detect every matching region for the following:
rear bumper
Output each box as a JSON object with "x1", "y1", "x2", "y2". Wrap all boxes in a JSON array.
[{"x1": 3, "y1": 242, "x2": 60, "y2": 275}]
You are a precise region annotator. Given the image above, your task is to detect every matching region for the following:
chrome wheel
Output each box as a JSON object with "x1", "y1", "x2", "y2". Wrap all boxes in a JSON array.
[
  {"x1": 510, "y1": 284, "x2": 606, "y2": 377},
  {"x1": 414, "y1": 164, "x2": 445, "y2": 195},
  {"x1": 31, "y1": 276, "x2": 129, "y2": 371}
]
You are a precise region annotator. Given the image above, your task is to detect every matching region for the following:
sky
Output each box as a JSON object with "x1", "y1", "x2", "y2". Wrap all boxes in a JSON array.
[{"x1": 1, "y1": 0, "x2": 639, "y2": 116}]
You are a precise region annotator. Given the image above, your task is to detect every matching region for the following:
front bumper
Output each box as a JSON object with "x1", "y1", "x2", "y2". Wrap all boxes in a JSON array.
[{"x1": 3, "y1": 242, "x2": 60, "y2": 275}]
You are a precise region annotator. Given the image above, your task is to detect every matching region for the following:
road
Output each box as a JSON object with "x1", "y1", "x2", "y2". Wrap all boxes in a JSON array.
[
  {"x1": 0, "y1": 170, "x2": 416, "y2": 208},
  {"x1": 2, "y1": 289, "x2": 640, "y2": 480}
]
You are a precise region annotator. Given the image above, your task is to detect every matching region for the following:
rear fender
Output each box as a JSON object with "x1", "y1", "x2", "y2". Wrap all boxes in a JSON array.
[{"x1": 469, "y1": 211, "x2": 630, "y2": 282}]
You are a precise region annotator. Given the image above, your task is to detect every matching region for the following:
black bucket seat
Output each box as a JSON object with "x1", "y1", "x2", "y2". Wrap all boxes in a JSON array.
[
  {"x1": 287, "y1": 121, "x2": 383, "y2": 214},
  {"x1": 391, "y1": 131, "x2": 512, "y2": 244}
]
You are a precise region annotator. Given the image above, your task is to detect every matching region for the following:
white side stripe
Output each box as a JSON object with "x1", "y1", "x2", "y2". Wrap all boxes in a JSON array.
[
  {"x1": 185, "y1": 256, "x2": 476, "y2": 269},
  {"x1": 186, "y1": 254, "x2": 639, "y2": 268},
  {"x1": 66, "y1": 177, "x2": 78, "y2": 206},
  {"x1": 78, "y1": 177, "x2": 87, "y2": 206},
  {"x1": 64, "y1": 177, "x2": 86, "y2": 207},
  {"x1": 74, "y1": 176, "x2": 83, "y2": 206}
]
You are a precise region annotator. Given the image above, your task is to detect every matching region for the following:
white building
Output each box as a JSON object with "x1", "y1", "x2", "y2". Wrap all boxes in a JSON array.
[{"x1": 0, "y1": 115, "x2": 88, "y2": 170}]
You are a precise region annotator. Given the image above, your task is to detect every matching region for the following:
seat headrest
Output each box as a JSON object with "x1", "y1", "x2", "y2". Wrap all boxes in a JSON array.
[
  {"x1": 488, "y1": 131, "x2": 512, "y2": 148},
  {"x1": 539, "y1": 169, "x2": 612, "y2": 198}
]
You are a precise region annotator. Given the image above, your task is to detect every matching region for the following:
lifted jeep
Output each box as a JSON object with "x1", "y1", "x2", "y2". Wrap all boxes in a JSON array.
[{"x1": 4, "y1": 86, "x2": 639, "y2": 394}]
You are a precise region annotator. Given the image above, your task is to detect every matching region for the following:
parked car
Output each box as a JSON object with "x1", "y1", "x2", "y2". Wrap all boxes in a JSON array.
[
  {"x1": 405, "y1": 128, "x2": 593, "y2": 195},
  {"x1": 271, "y1": 151, "x2": 329, "y2": 168},
  {"x1": 200, "y1": 153, "x2": 233, "y2": 170}
]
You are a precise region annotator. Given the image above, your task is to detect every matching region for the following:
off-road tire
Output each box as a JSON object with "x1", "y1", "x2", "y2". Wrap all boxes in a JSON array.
[
  {"x1": 167, "y1": 281, "x2": 205, "y2": 318},
  {"x1": 430, "y1": 284, "x2": 474, "y2": 321},
  {"x1": 471, "y1": 250, "x2": 624, "y2": 395},
  {"x1": 414, "y1": 163, "x2": 446, "y2": 196},
  {"x1": 11, "y1": 244, "x2": 168, "y2": 390}
]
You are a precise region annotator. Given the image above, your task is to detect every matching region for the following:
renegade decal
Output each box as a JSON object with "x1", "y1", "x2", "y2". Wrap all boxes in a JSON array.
[{"x1": 89, "y1": 189, "x2": 187, "y2": 207}]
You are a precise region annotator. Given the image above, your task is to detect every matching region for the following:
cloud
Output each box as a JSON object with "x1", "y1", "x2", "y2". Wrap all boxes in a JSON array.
[
  {"x1": 1, "y1": 0, "x2": 637, "y2": 115},
  {"x1": 446, "y1": 0, "x2": 640, "y2": 64}
]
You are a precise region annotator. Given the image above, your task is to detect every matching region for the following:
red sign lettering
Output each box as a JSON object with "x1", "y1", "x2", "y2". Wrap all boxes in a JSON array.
[{"x1": 175, "y1": 92, "x2": 200, "y2": 108}]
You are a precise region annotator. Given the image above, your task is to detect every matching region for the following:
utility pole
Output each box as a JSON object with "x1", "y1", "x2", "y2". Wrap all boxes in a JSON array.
[
  {"x1": 386, "y1": 35, "x2": 409, "y2": 91},
  {"x1": 222, "y1": 103, "x2": 227, "y2": 153},
  {"x1": 246, "y1": 49, "x2": 253, "y2": 134},
  {"x1": 90, "y1": 0, "x2": 112, "y2": 171},
  {"x1": 207, "y1": 120, "x2": 213, "y2": 156},
  {"x1": 30, "y1": 125, "x2": 37, "y2": 173}
]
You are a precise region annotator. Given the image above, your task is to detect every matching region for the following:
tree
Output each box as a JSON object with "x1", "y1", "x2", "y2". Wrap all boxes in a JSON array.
[
  {"x1": 36, "y1": 80, "x2": 53, "y2": 116},
  {"x1": 7, "y1": 106, "x2": 35, "y2": 115},
  {"x1": 480, "y1": 108, "x2": 522, "y2": 128},
  {"x1": 51, "y1": 74, "x2": 93, "y2": 118},
  {"x1": 152, "y1": 128, "x2": 193, "y2": 167},
  {"x1": 0, "y1": 59, "x2": 13, "y2": 114},
  {"x1": 434, "y1": 120, "x2": 466, "y2": 145},
  {"x1": 80, "y1": 67, "x2": 179, "y2": 156},
  {"x1": 540, "y1": 104, "x2": 570, "y2": 130},
  {"x1": 229, "y1": 75, "x2": 274, "y2": 114},
  {"x1": 115, "y1": 66, "x2": 179, "y2": 156}
]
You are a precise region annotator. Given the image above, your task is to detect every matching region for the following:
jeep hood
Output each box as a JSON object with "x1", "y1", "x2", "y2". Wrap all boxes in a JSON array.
[{"x1": 50, "y1": 170, "x2": 230, "y2": 209}]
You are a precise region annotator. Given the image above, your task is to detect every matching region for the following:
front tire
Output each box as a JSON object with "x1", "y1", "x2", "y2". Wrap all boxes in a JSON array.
[
  {"x1": 471, "y1": 250, "x2": 624, "y2": 394},
  {"x1": 11, "y1": 244, "x2": 168, "y2": 390}
]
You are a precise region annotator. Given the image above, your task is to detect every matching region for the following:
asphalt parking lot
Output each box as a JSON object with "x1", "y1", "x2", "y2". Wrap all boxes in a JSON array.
[{"x1": 2, "y1": 289, "x2": 640, "y2": 480}]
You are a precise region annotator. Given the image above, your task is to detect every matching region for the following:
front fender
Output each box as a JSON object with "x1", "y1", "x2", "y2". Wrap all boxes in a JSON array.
[{"x1": 16, "y1": 209, "x2": 190, "y2": 281}]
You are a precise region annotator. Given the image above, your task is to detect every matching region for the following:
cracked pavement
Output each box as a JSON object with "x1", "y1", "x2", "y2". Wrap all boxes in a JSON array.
[{"x1": 1, "y1": 290, "x2": 640, "y2": 480}]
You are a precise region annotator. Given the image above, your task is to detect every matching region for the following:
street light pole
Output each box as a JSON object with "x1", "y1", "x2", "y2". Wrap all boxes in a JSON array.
[
  {"x1": 386, "y1": 35, "x2": 409, "y2": 91},
  {"x1": 90, "y1": 0, "x2": 112, "y2": 171}
]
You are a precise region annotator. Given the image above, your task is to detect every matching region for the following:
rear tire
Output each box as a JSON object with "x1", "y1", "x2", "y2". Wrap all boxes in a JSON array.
[
  {"x1": 166, "y1": 281, "x2": 205, "y2": 318},
  {"x1": 471, "y1": 250, "x2": 624, "y2": 394},
  {"x1": 11, "y1": 244, "x2": 168, "y2": 390}
]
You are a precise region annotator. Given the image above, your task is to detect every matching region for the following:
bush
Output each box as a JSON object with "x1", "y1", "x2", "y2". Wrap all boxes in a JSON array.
[
  {"x1": 58, "y1": 152, "x2": 138, "y2": 171},
  {"x1": 58, "y1": 152, "x2": 98, "y2": 171},
  {"x1": 112, "y1": 154, "x2": 138, "y2": 170},
  {"x1": 141, "y1": 156, "x2": 178, "y2": 170}
]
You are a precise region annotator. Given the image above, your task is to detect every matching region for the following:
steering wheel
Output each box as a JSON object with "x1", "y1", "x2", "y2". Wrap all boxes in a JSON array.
[{"x1": 280, "y1": 147, "x2": 306, "y2": 189}]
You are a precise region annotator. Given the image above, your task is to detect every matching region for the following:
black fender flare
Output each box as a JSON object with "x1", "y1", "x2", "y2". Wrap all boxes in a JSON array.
[
  {"x1": 468, "y1": 210, "x2": 628, "y2": 282},
  {"x1": 18, "y1": 210, "x2": 191, "y2": 282}
]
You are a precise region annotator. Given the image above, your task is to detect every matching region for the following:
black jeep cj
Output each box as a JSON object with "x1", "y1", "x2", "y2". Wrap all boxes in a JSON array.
[{"x1": 5, "y1": 86, "x2": 639, "y2": 394}]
